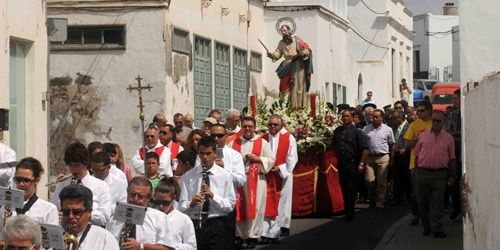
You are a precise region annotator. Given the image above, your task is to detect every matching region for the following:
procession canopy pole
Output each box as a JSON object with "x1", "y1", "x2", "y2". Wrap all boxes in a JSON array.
[{"x1": 127, "y1": 75, "x2": 153, "y2": 174}]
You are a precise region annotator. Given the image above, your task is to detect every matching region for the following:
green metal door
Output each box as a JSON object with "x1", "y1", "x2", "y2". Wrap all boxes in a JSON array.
[
  {"x1": 233, "y1": 48, "x2": 248, "y2": 111},
  {"x1": 194, "y1": 37, "x2": 212, "y2": 125},
  {"x1": 215, "y1": 43, "x2": 230, "y2": 117}
]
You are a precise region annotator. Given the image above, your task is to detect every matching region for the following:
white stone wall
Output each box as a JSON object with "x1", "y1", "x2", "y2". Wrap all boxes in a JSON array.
[
  {"x1": 461, "y1": 0, "x2": 500, "y2": 249},
  {"x1": 0, "y1": 0, "x2": 49, "y2": 196}
]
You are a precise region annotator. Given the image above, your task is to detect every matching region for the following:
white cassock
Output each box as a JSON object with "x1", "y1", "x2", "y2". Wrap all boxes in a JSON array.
[
  {"x1": 131, "y1": 141, "x2": 173, "y2": 177},
  {"x1": 106, "y1": 207, "x2": 175, "y2": 249},
  {"x1": 227, "y1": 135, "x2": 274, "y2": 239},
  {"x1": 0, "y1": 142, "x2": 16, "y2": 187},
  {"x1": 261, "y1": 128, "x2": 298, "y2": 238},
  {"x1": 0, "y1": 197, "x2": 59, "y2": 240},
  {"x1": 102, "y1": 174, "x2": 127, "y2": 213},
  {"x1": 166, "y1": 209, "x2": 197, "y2": 250},
  {"x1": 166, "y1": 141, "x2": 184, "y2": 171},
  {"x1": 50, "y1": 172, "x2": 112, "y2": 227},
  {"x1": 79, "y1": 224, "x2": 119, "y2": 250}
]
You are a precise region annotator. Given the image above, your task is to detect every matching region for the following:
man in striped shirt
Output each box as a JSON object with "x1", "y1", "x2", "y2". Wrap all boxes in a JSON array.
[{"x1": 414, "y1": 110, "x2": 456, "y2": 238}]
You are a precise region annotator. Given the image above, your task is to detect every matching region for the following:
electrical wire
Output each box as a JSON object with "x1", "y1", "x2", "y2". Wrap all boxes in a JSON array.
[{"x1": 360, "y1": 0, "x2": 388, "y2": 15}]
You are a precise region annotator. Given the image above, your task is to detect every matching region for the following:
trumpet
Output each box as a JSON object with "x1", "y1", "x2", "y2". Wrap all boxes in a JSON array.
[{"x1": 45, "y1": 175, "x2": 73, "y2": 187}]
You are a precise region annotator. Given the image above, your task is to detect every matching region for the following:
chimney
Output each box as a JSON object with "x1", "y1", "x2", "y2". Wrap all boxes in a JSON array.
[{"x1": 443, "y1": 3, "x2": 458, "y2": 16}]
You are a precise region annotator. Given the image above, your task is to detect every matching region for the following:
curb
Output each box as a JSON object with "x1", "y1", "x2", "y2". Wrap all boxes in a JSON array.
[{"x1": 374, "y1": 213, "x2": 413, "y2": 250}]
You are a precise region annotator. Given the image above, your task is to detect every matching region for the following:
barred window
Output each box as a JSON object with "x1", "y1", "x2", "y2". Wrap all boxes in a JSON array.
[
  {"x1": 250, "y1": 52, "x2": 262, "y2": 72},
  {"x1": 51, "y1": 25, "x2": 125, "y2": 50},
  {"x1": 172, "y1": 27, "x2": 190, "y2": 54}
]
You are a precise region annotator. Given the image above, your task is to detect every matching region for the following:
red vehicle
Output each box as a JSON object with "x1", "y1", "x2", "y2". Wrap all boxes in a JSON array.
[{"x1": 431, "y1": 82, "x2": 460, "y2": 111}]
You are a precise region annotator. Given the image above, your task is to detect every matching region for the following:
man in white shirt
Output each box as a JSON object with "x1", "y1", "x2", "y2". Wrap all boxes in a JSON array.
[
  {"x1": 131, "y1": 125, "x2": 173, "y2": 177},
  {"x1": 210, "y1": 123, "x2": 245, "y2": 248},
  {"x1": 179, "y1": 136, "x2": 236, "y2": 249},
  {"x1": 153, "y1": 178, "x2": 197, "y2": 250},
  {"x1": 59, "y1": 184, "x2": 119, "y2": 250},
  {"x1": 159, "y1": 123, "x2": 184, "y2": 171},
  {"x1": 90, "y1": 152, "x2": 127, "y2": 213},
  {"x1": 227, "y1": 117, "x2": 274, "y2": 249},
  {"x1": 261, "y1": 115, "x2": 298, "y2": 242},
  {"x1": 0, "y1": 137, "x2": 16, "y2": 187},
  {"x1": 103, "y1": 143, "x2": 128, "y2": 184},
  {"x1": 50, "y1": 142, "x2": 112, "y2": 227},
  {"x1": 107, "y1": 176, "x2": 175, "y2": 250}
]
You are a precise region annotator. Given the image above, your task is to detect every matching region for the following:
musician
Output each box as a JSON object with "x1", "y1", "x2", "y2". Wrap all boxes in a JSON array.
[
  {"x1": 261, "y1": 114, "x2": 298, "y2": 242},
  {"x1": 0, "y1": 136, "x2": 16, "y2": 187},
  {"x1": 106, "y1": 176, "x2": 175, "y2": 250},
  {"x1": 90, "y1": 152, "x2": 127, "y2": 213},
  {"x1": 178, "y1": 136, "x2": 236, "y2": 250},
  {"x1": 50, "y1": 142, "x2": 112, "y2": 227},
  {"x1": 153, "y1": 178, "x2": 197, "y2": 250},
  {"x1": 131, "y1": 125, "x2": 173, "y2": 177},
  {"x1": 59, "y1": 184, "x2": 119, "y2": 250},
  {"x1": 227, "y1": 117, "x2": 274, "y2": 249},
  {"x1": 3, "y1": 215, "x2": 42, "y2": 250},
  {"x1": 209, "y1": 123, "x2": 245, "y2": 248},
  {"x1": 102, "y1": 143, "x2": 128, "y2": 184}
]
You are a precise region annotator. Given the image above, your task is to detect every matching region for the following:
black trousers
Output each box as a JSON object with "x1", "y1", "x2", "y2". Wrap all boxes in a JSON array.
[
  {"x1": 393, "y1": 152, "x2": 412, "y2": 203},
  {"x1": 225, "y1": 210, "x2": 236, "y2": 249},
  {"x1": 338, "y1": 161, "x2": 358, "y2": 216},
  {"x1": 194, "y1": 216, "x2": 230, "y2": 250}
]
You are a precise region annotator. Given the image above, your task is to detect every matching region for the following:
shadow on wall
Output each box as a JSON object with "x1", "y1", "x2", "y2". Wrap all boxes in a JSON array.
[{"x1": 49, "y1": 73, "x2": 104, "y2": 180}]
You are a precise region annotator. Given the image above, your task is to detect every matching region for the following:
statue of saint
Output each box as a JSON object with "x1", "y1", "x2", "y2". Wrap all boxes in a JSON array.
[{"x1": 267, "y1": 24, "x2": 313, "y2": 109}]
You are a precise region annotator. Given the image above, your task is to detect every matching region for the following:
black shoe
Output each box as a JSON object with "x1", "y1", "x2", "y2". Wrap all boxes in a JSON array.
[
  {"x1": 259, "y1": 237, "x2": 270, "y2": 245},
  {"x1": 280, "y1": 227, "x2": 290, "y2": 237},
  {"x1": 346, "y1": 213, "x2": 354, "y2": 221},
  {"x1": 270, "y1": 238, "x2": 280, "y2": 244},
  {"x1": 422, "y1": 228, "x2": 431, "y2": 236},
  {"x1": 449, "y1": 211, "x2": 460, "y2": 220},
  {"x1": 236, "y1": 237, "x2": 243, "y2": 249},
  {"x1": 433, "y1": 231, "x2": 447, "y2": 238},
  {"x1": 246, "y1": 238, "x2": 257, "y2": 249},
  {"x1": 410, "y1": 218, "x2": 419, "y2": 226}
]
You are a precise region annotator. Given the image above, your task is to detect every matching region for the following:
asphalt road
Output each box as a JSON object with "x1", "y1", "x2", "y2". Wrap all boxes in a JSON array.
[{"x1": 259, "y1": 204, "x2": 411, "y2": 250}]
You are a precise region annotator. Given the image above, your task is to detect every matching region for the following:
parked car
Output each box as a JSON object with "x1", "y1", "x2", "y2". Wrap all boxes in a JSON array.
[
  {"x1": 413, "y1": 79, "x2": 439, "y2": 101},
  {"x1": 431, "y1": 82, "x2": 460, "y2": 111}
]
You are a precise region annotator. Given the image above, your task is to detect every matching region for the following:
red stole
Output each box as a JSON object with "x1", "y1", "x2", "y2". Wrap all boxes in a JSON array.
[
  {"x1": 139, "y1": 146, "x2": 165, "y2": 160},
  {"x1": 231, "y1": 137, "x2": 263, "y2": 221},
  {"x1": 170, "y1": 142, "x2": 180, "y2": 159},
  {"x1": 262, "y1": 132, "x2": 290, "y2": 219}
]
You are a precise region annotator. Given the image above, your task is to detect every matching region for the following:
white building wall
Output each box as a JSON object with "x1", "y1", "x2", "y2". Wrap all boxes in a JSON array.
[
  {"x1": 460, "y1": 0, "x2": 500, "y2": 249},
  {"x1": 0, "y1": 0, "x2": 49, "y2": 196}
]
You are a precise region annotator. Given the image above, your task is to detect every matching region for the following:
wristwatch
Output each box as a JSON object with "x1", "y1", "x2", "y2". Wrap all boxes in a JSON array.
[{"x1": 140, "y1": 243, "x2": 144, "y2": 250}]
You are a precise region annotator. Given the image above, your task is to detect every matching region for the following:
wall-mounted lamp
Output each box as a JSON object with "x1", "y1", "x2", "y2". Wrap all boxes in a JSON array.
[
  {"x1": 221, "y1": 6, "x2": 230, "y2": 17},
  {"x1": 239, "y1": 11, "x2": 252, "y2": 23}
]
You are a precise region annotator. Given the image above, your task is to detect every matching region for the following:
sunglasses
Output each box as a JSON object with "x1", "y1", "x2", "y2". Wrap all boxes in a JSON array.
[
  {"x1": 13, "y1": 177, "x2": 35, "y2": 184},
  {"x1": 61, "y1": 208, "x2": 88, "y2": 217},
  {"x1": 210, "y1": 133, "x2": 225, "y2": 139},
  {"x1": 151, "y1": 199, "x2": 172, "y2": 207},
  {"x1": 5, "y1": 245, "x2": 36, "y2": 250},
  {"x1": 159, "y1": 130, "x2": 170, "y2": 135},
  {"x1": 267, "y1": 123, "x2": 280, "y2": 127}
]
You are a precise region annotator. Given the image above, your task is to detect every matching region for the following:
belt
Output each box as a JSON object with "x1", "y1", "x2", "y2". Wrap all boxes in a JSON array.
[
  {"x1": 368, "y1": 153, "x2": 388, "y2": 157},
  {"x1": 417, "y1": 167, "x2": 447, "y2": 171}
]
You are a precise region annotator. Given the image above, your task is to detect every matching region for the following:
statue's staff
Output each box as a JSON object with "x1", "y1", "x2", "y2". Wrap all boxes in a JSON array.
[{"x1": 127, "y1": 75, "x2": 152, "y2": 174}]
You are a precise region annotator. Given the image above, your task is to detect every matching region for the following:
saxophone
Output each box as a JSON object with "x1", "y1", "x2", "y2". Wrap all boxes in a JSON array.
[
  {"x1": 0, "y1": 207, "x2": 13, "y2": 250},
  {"x1": 60, "y1": 215, "x2": 79, "y2": 250}
]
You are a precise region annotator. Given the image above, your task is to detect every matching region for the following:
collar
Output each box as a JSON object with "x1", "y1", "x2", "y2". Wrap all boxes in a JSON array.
[
  {"x1": 241, "y1": 134, "x2": 258, "y2": 142},
  {"x1": 196, "y1": 163, "x2": 221, "y2": 176},
  {"x1": 398, "y1": 120, "x2": 408, "y2": 130},
  {"x1": 80, "y1": 171, "x2": 91, "y2": 184},
  {"x1": 146, "y1": 141, "x2": 163, "y2": 150},
  {"x1": 227, "y1": 125, "x2": 241, "y2": 134},
  {"x1": 431, "y1": 128, "x2": 444, "y2": 136}
]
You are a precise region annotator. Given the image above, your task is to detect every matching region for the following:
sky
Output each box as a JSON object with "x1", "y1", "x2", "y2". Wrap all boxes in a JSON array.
[{"x1": 405, "y1": 0, "x2": 459, "y2": 16}]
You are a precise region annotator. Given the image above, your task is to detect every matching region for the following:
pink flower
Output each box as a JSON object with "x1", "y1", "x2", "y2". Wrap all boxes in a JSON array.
[{"x1": 294, "y1": 126, "x2": 309, "y2": 140}]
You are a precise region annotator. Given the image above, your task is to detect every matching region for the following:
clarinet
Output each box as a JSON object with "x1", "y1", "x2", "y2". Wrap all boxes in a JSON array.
[
  {"x1": 198, "y1": 166, "x2": 209, "y2": 229},
  {"x1": 119, "y1": 222, "x2": 133, "y2": 249}
]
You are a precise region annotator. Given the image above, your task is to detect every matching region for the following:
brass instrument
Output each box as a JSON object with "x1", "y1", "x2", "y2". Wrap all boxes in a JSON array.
[
  {"x1": 0, "y1": 207, "x2": 13, "y2": 250},
  {"x1": 63, "y1": 224, "x2": 79, "y2": 250},
  {"x1": 45, "y1": 175, "x2": 73, "y2": 187}
]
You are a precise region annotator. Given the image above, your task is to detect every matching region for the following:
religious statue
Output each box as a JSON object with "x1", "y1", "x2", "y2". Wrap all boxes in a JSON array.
[{"x1": 266, "y1": 18, "x2": 313, "y2": 110}]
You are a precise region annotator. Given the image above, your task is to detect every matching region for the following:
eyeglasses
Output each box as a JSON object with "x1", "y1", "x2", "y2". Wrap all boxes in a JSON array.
[
  {"x1": 210, "y1": 133, "x2": 226, "y2": 139},
  {"x1": 417, "y1": 109, "x2": 426, "y2": 112},
  {"x1": 145, "y1": 135, "x2": 156, "y2": 138},
  {"x1": 13, "y1": 177, "x2": 35, "y2": 184},
  {"x1": 128, "y1": 192, "x2": 150, "y2": 201},
  {"x1": 92, "y1": 167, "x2": 109, "y2": 174},
  {"x1": 267, "y1": 123, "x2": 280, "y2": 127},
  {"x1": 61, "y1": 208, "x2": 88, "y2": 217},
  {"x1": 432, "y1": 119, "x2": 443, "y2": 124},
  {"x1": 151, "y1": 199, "x2": 172, "y2": 207},
  {"x1": 159, "y1": 130, "x2": 170, "y2": 135},
  {"x1": 5, "y1": 245, "x2": 37, "y2": 250},
  {"x1": 395, "y1": 106, "x2": 404, "y2": 110},
  {"x1": 242, "y1": 125, "x2": 254, "y2": 129}
]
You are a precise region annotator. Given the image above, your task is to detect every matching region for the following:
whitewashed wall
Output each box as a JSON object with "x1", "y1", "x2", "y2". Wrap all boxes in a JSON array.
[{"x1": 0, "y1": 0, "x2": 48, "y2": 197}]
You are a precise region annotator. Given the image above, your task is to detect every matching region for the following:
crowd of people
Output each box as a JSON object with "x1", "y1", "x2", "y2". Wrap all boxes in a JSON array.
[{"x1": 0, "y1": 88, "x2": 462, "y2": 249}]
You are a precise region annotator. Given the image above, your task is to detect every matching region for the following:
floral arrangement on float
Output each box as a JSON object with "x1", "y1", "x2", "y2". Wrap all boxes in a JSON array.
[{"x1": 250, "y1": 94, "x2": 340, "y2": 154}]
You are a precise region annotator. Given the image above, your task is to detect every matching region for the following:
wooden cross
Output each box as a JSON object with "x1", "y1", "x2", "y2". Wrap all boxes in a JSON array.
[{"x1": 127, "y1": 75, "x2": 152, "y2": 121}]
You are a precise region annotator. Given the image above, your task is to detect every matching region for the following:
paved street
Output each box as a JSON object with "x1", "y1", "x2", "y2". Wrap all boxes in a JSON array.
[{"x1": 258, "y1": 204, "x2": 462, "y2": 250}]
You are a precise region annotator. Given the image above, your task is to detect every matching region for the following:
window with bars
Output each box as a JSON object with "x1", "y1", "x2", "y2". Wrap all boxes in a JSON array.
[
  {"x1": 172, "y1": 27, "x2": 190, "y2": 54},
  {"x1": 51, "y1": 25, "x2": 126, "y2": 50},
  {"x1": 250, "y1": 52, "x2": 262, "y2": 72}
]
